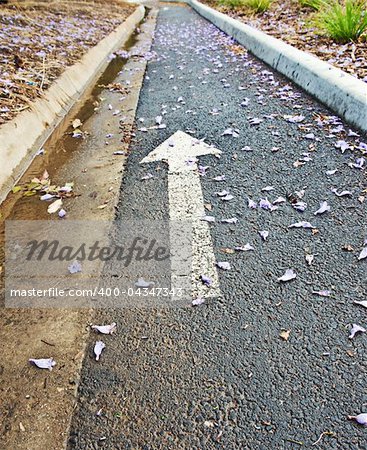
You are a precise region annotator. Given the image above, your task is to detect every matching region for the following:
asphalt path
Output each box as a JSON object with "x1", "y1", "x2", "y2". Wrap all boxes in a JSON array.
[{"x1": 69, "y1": 5, "x2": 367, "y2": 449}]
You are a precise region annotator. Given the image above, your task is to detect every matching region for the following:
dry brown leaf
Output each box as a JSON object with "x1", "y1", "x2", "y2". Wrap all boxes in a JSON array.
[{"x1": 280, "y1": 329, "x2": 291, "y2": 341}]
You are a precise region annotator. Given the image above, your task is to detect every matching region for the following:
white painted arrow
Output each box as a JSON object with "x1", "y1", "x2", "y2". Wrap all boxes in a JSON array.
[{"x1": 141, "y1": 130, "x2": 222, "y2": 301}]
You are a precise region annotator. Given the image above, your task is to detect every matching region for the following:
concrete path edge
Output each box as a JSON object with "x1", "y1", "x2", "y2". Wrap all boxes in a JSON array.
[
  {"x1": 0, "y1": 5, "x2": 145, "y2": 204},
  {"x1": 164, "y1": 0, "x2": 367, "y2": 132}
]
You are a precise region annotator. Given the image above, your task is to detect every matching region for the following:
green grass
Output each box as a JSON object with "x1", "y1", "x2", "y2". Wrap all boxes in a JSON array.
[
  {"x1": 299, "y1": 0, "x2": 325, "y2": 10},
  {"x1": 218, "y1": 0, "x2": 272, "y2": 12},
  {"x1": 218, "y1": 0, "x2": 245, "y2": 8},
  {"x1": 244, "y1": 0, "x2": 272, "y2": 13},
  {"x1": 313, "y1": 0, "x2": 367, "y2": 42}
]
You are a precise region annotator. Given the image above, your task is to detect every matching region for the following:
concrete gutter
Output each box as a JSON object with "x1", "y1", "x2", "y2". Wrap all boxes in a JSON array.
[
  {"x1": 0, "y1": 5, "x2": 145, "y2": 204},
  {"x1": 165, "y1": 0, "x2": 367, "y2": 132}
]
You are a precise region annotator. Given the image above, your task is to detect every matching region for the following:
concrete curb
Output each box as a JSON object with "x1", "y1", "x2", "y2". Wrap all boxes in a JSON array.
[
  {"x1": 0, "y1": 5, "x2": 145, "y2": 204},
  {"x1": 165, "y1": 0, "x2": 367, "y2": 132}
]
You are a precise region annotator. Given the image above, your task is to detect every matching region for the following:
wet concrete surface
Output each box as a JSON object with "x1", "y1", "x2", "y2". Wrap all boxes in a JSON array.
[{"x1": 68, "y1": 5, "x2": 367, "y2": 449}]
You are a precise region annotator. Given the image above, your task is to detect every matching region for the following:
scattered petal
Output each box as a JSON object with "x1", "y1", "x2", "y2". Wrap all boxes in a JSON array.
[
  {"x1": 305, "y1": 254, "x2": 314, "y2": 266},
  {"x1": 314, "y1": 201, "x2": 330, "y2": 215},
  {"x1": 141, "y1": 173, "x2": 154, "y2": 181},
  {"x1": 216, "y1": 261, "x2": 231, "y2": 270},
  {"x1": 349, "y1": 324, "x2": 366, "y2": 339},
  {"x1": 335, "y1": 140, "x2": 350, "y2": 153},
  {"x1": 68, "y1": 260, "x2": 82, "y2": 274},
  {"x1": 94, "y1": 341, "x2": 105, "y2": 361},
  {"x1": 47, "y1": 199, "x2": 63, "y2": 214},
  {"x1": 331, "y1": 188, "x2": 353, "y2": 197},
  {"x1": 221, "y1": 128, "x2": 239, "y2": 137},
  {"x1": 312, "y1": 290, "x2": 331, "y2": 297},
  {"x1": 29, "y1": 358, "x2": 56, "y2": 370},
  {"x1": 247, "y1": 198, "x2": 257, "y2": 209},
  {"x1": 289, "y1": 221, "x2": 315, "y2": 229},
  {"x1": 273, "y1": 196, "x2": 286, "y2": 205},
  {"x1": 213, "y1": 175, "x2": 226, "y2": 182},
  {"x1": 91, "y1": 323, "x2": 117, "y2": 335},
  {"x1": 348, "y1": 413, "x2": 367, "y2": 426},
  {"x1": 201, "y1": 215, "x2": 215, "y2": 223},
  {"x1": 221, "y1": 218, "x2": 238, "y2": 224},
  {"x1": 192, "y1": 297, "x2": 205, "y2": 306},
  {"x1": 201, "y1": 275, "x2": 212, "y2": 286},
  {"x1": 293, "y1": 201, "x2": 307, "y2": 212},
  {"x1": 58, "y1": 209, "x2": 67, "y2": 219},
  {"x1": 278, "y1": 269, "x2": 296, "y2": 282},
  {"x1": 40, "y1": 193, "x2": 55, "y2": 201},
  {"x1": 249, "y1": 117, "x2": 263, "y2": 126},
  {"x1": 358, "y1": 247, "x2": 367, "y2": 260},
  {"x1": 259, "y1": 230, "x2": 269, "y2": 241},
  {"x1": 354, "y1": 300, "x2": 367, "y2": 309},
  {"x1": 135, "y1": 278, "x2": 154, "y2": 288},
  {"x1": 234, "y1": 243, "x2": 254, "y2": 251}
]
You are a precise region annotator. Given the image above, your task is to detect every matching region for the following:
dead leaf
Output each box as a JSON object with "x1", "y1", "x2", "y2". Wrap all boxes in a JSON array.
[
  {"x1": 220, "y1": 248, "x2": 235, "y2": 254},
  {"x1": 47, "y1": 199, "x2": 62, "y2": 214},
  {"x1": 72, "y1": 118, "x2": 82, "y2": 129},
  {"x1": 280, "y1": 329, "x2": 291, "y2": 341}
]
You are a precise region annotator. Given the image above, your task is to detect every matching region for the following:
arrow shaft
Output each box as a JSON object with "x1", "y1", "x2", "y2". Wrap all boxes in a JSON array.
[{"x1": 168, "y1": 164, "x2": 221, "y2": 299}]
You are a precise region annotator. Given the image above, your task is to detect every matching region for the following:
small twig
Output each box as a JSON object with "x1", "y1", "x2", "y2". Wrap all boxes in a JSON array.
[
  {"x1": 286, "y1": 439, "x2": 303, "y2": 446},
  {"x1": 41, "y1": 339, "x2": 55, "y2": 347},
  {"x1": 312, "y1": 431, "x2": 335, "y2": 446}
]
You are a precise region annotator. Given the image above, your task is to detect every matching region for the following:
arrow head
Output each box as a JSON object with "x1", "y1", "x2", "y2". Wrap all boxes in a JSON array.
[{"x1": 140, "y1": 130, "x2": 221, "y2": 164}]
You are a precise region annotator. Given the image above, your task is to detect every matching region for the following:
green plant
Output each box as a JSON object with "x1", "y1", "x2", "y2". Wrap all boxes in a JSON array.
[
  {"x1": 244, "y1": 0, "x2": 272, "y2": 13},
  {"x1": 314, "y1": 0, "x2": 367, "y2": 42},
  {"x1": 218, "y1": 0, "x2": 245, "y2": 8},
  {"x1": 299, "y1": 0, "x2": 325, "y2": 10}
]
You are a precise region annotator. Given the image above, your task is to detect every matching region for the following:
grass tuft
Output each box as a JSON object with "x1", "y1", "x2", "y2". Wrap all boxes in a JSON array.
[
  {"x1": 313, "y1": 0, "x2": 367, "y2": 42},
  {"x1": 299, "y1": 0, "x2": 325, "y2": 10},
  {"x1": 244, "y1": 0, "x2": 272, "y2": 13},
  {"x1": 218, "y1": 0, "x2": 245, "y2": 9}
]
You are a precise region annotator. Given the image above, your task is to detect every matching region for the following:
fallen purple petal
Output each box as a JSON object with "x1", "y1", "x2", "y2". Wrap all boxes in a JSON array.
[
  {"x1": 216, "y1": 261, "x2": 231, "y2": 270},
  {"x1": 235, "y1": 243, "x2": 254, "y2": 251},
  {"x1": 312, "y1": 290, "x2": 331, "y2": 297},
  {"x1": 135, "y1": 278, "x2": 154, "y2": 288},
  {"x1": 29, "y1": 358, "x2": 56, "y2": 371},
  {"x1": 94, "y1": 341, "x2": 105, "y2": 361},
  {"x1": 259, "y1": 230, "x2": 269, "y2": 241},
  {"x1": 358, "y1": 247, "x2": 367, "y2": 260},
  {"x1": 348, "y1": 413, "x2": 367, "y2": 426},
  {"x1": 349, "y1": 324, "x2": 366, "y2": 339},
  {"x1": 221, "y1": 218, "x2": 238, "y2": 224},
  {"x1": 289, "y1": 221, "x2": 316, "y2": 229},
  {"x1": 192, "y1": 297, "x2": 205, "y2": 306},
  {"x1": 314, "y1": 201, "x2": 330, "y2": 215},
  {"x1": 278, "y1": 269, "x2": 297, "y2": 282},
  {"x1": 68, "y1": 260, "x2": 82, "y2": 274},
  {"x1": 201, "y1": 275, "x2": 212, "y2": 286},
  {"x1": 92, "y1": 323, "x2": 117, "y2": 335}
]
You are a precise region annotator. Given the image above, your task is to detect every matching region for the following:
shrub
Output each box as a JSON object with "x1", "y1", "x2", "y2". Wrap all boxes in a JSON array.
[
  {"x1": 244, "y1": 0, "x2": 272, "y2": 13},
  {"x1": 314, "y1": 0, "x2": 367, "y2": 43}
]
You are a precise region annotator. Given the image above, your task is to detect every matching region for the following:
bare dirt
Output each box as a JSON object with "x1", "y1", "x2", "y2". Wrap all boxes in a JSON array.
[{"x1": 0, "y1": 0, "x2": 135, "y2": 124}]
